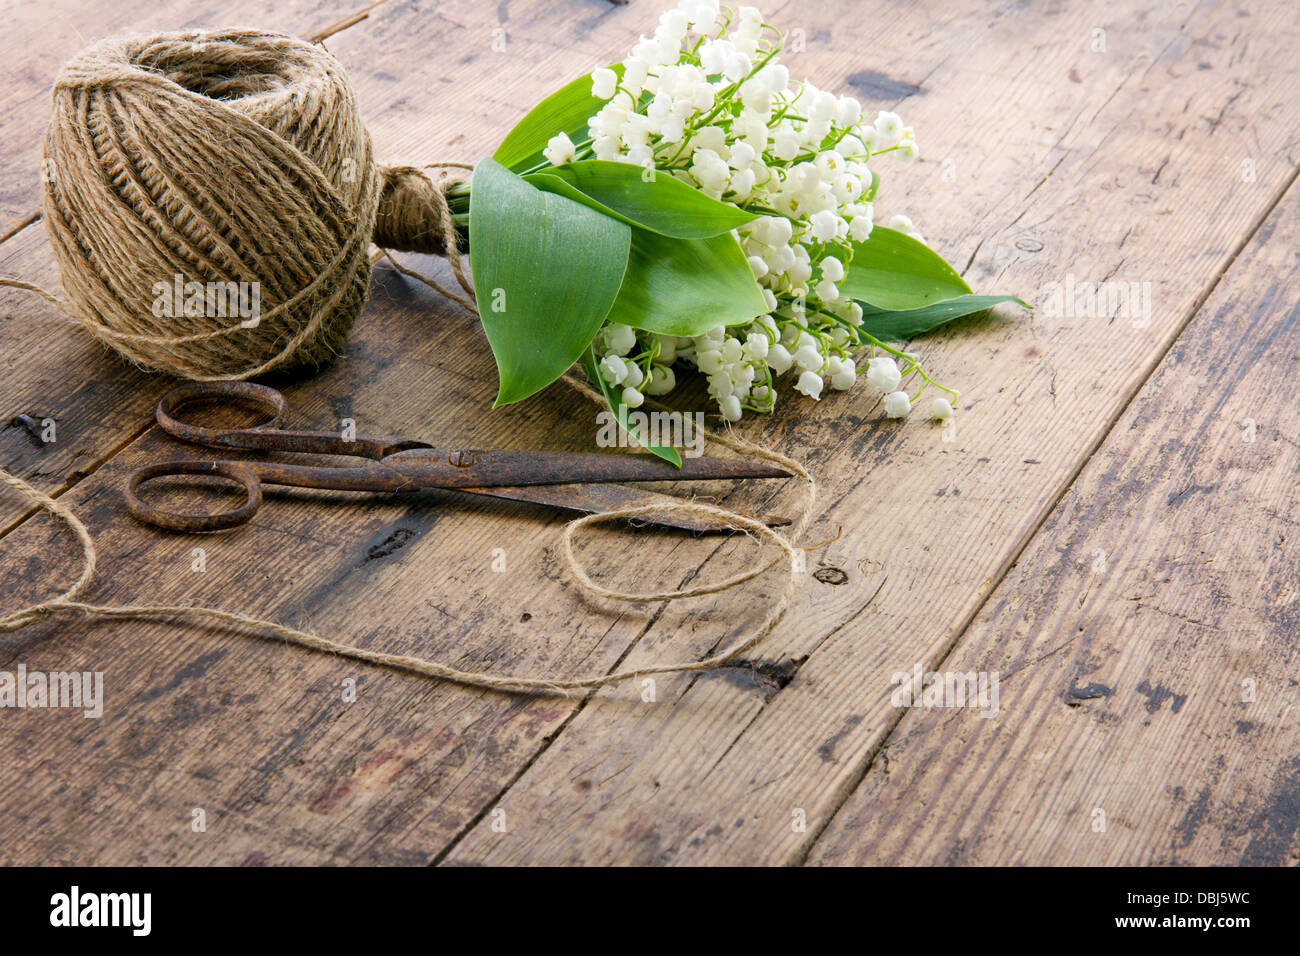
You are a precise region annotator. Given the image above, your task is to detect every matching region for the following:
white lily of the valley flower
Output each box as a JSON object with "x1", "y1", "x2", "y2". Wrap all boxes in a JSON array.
[
  {"x1": 875, "y1": 110, "x2": 904, "y2": 144},
  {"x1": 658, "y1": 9, "x2": 689, "y2": 41},
  {"x1": 820, "y1": 256, "x2": 845, "y2": 282},
  {"x1": 795, "y1": 370, "x2": 824, "y2": 400},
  {"x1": 866, "y1": 356, "x2": 902, "y2": 392},
  {"x1": 883, "y1": 390, "x2": 912, "y2": 418},
  {"x1": 622, "y1": 362, "x2": 645, "y2": 389},
  {"x1": 542, "y1": 131, "x2": 576, "y2": 166},
  {"x1": 766, "y1": 343, "x2": 794, "y2": 374},
  {"x1": 591, "y1": 67, "x2": 619, "y2": 99},
  {"x1": 814, "y1": 276, "x2": 839, "y2": 303},
  {"x1": 848, "y1": 215, "x2": 874, "y2": 242},
  {"x1": 793, "y1": 343, "x2": 823, "y2": 371},
  {"x1": 696, "y1": 349, "x2": 724, "y2": 374},
  {"x1": 599, "y1": 354, "x2": 628, "y2": 385},
  {"x1": 728, "y1": 167, "x2": 757, "y2": 198},
  {"x1": 644, "y1": 365, "x2": 677, "y2": 395},
  {"x1": 728, "y1": 141, "x2": 756, "y2": 170},
  {"x1": 772, "y1": 126, "x2": 800, "y2": 160},
  {"x1": 603, "y1": 323, "x2": 637, "y2": 356},
  {"x1": 679, "y1": 0, "x2": 722, "y2": 33},
  {"x1": 830, "y1": 357, "x2": 857, "y2": 390}
]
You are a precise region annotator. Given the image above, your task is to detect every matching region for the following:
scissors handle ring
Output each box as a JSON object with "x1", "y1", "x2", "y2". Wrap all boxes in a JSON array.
[
  {"x1": 125, "y1": 460, "x2": 262, "y2": 532},
  {"x1": 157, "y1": 381, "x2": 287, "y2": 445}
]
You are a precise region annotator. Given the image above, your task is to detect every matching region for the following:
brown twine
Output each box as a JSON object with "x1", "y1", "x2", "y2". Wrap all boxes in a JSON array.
[
  {"x1": 0, "y1": 29, "x2": 821, "y2": 696},
  {"x1": 1, "y1": 29, "x2": 463, "y2": 380}
]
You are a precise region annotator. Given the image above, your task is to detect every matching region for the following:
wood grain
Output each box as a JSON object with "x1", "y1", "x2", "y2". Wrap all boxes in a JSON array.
[
  {"x1": 443, "y1": 0, "x2": 1300, "y2": 865},
  {"x1": 808, "y1": 173, "x2": 1300, "y2": 866},
  {"x1": 0, "y1": 0, "x2": 791, "y2": 865},
  {"x1": 0, "y1": 0, "x2": 1297, "y2": 866},
  {"x1": 0, "y1": 261, "x2": 790, "y2": 864}
]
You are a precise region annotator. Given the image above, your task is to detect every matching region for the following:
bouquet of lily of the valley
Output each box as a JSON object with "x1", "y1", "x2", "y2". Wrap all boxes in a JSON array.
[{"x1": 443, "y1": 0, "x2": 1026, "y2": 465}]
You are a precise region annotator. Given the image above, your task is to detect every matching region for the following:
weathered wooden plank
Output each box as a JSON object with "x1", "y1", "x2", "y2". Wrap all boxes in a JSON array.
[
  {"x1": 1, "y1": 227, "x2": 160, "y2": 521},
  {"x1": 0, "y1": 0, "x2": 376, "y2": 233},
  {"x1": 443, "y1": 0, "x2": 1300, "y2": 864},
  {"x1": 0, "y1": 0, "x2": 785, "y2": 865},
  {"x1": 808, "y1": 172, "x2": 1300, "y2": 866},
  {"x1": 2, "y1": 0, "x2": 1296, "y2": 867},
  {"x1": 0, "y1": 259, "x2": 799, "y2": 864}
]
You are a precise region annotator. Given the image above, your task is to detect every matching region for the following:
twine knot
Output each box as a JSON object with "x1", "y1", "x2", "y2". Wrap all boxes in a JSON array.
[{"x1": 375, "y1": 165, "x2": 457, "y2": 255}]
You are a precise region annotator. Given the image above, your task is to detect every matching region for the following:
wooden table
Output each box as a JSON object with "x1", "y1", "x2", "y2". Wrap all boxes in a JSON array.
[{"x1": 2, "y1": 0, "x2": 1297, "y2": 866}]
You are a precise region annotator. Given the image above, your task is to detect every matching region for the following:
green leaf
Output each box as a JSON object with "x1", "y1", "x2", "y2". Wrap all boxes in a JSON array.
[
  {"x1": 579, "y1": 347, "x2": 682, "y2": 467},
  {"x1": 840, "y1": 226, "x2": 972, "y2": 310},
  {"x1": 860, "y1": 295, "x2": 1030, "y2": 340},
  {"x1": 470, "y1": 159, "x2": 631, "y2": 405},
  {"x1": 493, "y1": 65, "x2": 623, "y2": 173},
  {"x1": 602, "y1": 228, "x2": 768, "y2": 337},
  {"x1": 525, "y1": 161, "x2": 757, "y2": 238}
]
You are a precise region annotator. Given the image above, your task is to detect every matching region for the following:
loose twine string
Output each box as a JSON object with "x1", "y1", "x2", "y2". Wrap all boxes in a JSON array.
[{"x1": 1, "y1": 161, "x2": 818, "y2": 697}]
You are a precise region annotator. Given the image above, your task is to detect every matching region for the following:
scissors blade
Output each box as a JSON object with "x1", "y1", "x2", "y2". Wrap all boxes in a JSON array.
[
  {"x1": 393, "y1": 448, "x2": 792, "y2": 488},
  {"x1": 462, "y1": 483, "x2": 792, "y2": 533}
]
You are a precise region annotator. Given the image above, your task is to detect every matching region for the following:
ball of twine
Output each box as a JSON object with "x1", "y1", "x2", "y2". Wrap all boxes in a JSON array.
[{"x1": 39, "y1": 28, "x2": 458, "y2": 380}]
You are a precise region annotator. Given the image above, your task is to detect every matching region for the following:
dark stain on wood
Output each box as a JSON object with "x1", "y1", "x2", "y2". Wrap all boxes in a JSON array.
[
  {"x1": 1135, "y1": 678, "x2": 1187, "y2": 714},
  {"x1": 1172, "y1": 784, "x2": 1211, "y2": 847},
  {"x1": 813, "y1": 566, "x2": 849, "y2": 585},
  {"x1": 817, "y1": 713, "x2": 864, "y2": 763},
  {"x1": 845, "y1": 70, "x2": 923, "y2": 100},
  {"x1": 363, "y1": 526, "x2": 417, "y2": 562},
  {"x1": 703, "y1": 656, "x2": 803, "y2": 699},
  {"x1": 6, "y1": 414, "x2": 47, "y2": 447},
  {"x1": 1166, "y1": 482, "x2": 1217, "y2": 507},
  {"x1": 326, "y1": 393, "x2": 354, "y2": 422},
  {"x1": 1064, "y1": 679, "x2": 1113, "y2": 706},
  {"x1": 138, "y1": 650, "x2": 229, "y2": 702},
  {"x1": 1241, "y1": 756, "x2": 1300, "y2": 865}
]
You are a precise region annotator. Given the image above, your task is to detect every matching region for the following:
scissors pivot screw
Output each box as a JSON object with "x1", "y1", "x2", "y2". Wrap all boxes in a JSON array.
[{"x1": 447, "y1": 451, "x2": 477, "y2": 468}]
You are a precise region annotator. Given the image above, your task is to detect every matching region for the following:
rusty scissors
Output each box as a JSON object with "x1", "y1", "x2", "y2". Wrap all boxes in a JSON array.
[{"x1": 125, "y1": 382, "x2": 791, "y2": 534}]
